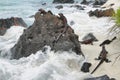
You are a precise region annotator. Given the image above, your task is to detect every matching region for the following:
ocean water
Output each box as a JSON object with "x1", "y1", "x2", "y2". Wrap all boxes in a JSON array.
[{"x1": 0, "y1": 0, "x2": 118, "y2": 80}]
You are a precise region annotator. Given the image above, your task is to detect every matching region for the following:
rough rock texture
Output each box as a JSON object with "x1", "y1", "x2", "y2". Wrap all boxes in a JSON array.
[
  {"x1": 0, "y1": 17, "x2": 27, "y2": 35},
  {"x1": 11, "y1": 11, "x2": 83, "y2": 59},
  {"x1": 53, "y1": 0, "x2": 74, "y2": 3},
  {"x1": 84, "y1": 75, "x2": 115, "y2": 80},
  {"x1": 88, "y1": 8, "x2": 115, "y2": 17}
]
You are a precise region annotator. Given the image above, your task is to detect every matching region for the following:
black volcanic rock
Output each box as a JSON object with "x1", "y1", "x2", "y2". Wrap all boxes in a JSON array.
[
  {"x1": 11, "y1": 11, "x2": 83, "y2": 59},
  {"x1": 0, "y1": 17, "x2": 27, "y2": 35},
  {"x1": 53, "y1": 0, "x2": 74, "y2": 3}
]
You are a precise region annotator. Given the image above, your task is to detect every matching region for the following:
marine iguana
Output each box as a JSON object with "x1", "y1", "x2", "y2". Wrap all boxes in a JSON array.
[
  {"x1": 38, "y1": 8, "x2": 47, "y2": 15},
  {"x1": 52, "y1": 13, "x2": 85, "y2": 58},
  {"x1": 99, "y1": 37, "x2": 116, "y2": 46},
  {"x1": 80, "y1": 39, "x2": 94, "y2": 45},
  {"x1": 91, "y1": 45, "x2": 111, "y2": 74},
  {"x1": 53, "y1": 13, "x2": 68, "y2": 43}
]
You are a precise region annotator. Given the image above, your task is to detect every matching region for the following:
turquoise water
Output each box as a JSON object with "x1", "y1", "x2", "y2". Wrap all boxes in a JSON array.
[
  {"x1": 0, "y1": 0, "x2": 55, "y2": 25},
  {"x1": 0, "y1": 0, "x2": 82, "y2": 25}
]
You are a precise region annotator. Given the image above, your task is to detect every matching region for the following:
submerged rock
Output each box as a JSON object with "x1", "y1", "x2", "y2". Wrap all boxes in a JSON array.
[
  {"x1": 0, "y1": 17, "x2": 27, "y2": 35},
  {"x1": 70, "y1": 5, "x2": 84, "y2": 10},
  {"x1": 55, "y1": 5, "x2": 63, "y2": 9},
  {"x1": 11, "y1": 10, "x2": 83, "y2": 59},
  {"x1": 88, "y1": 8, "x2": 115, "y2": 17},
  {"x1": 53, "y1": 0, "x2": 74, "y2": 3}
]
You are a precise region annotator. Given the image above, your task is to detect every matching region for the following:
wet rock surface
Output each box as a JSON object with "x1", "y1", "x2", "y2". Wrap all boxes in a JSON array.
[
  {"x1": 11, "y1": 11, "x2": 83, "y2": 59},
  {"x1": 53, "y1": 0, "x2": 74, "y2": 3},
  {"x1": 0, "y1": 17, "x2": 27, "y2": 35}
]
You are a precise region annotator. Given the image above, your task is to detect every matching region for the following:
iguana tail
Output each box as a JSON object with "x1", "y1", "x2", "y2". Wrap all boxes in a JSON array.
[{"x1": 91, "y1": 60, "x2": 104, "y2": 74}]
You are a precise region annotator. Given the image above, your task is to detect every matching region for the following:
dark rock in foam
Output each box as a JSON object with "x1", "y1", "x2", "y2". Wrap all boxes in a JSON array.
[
  {"x1": 53, "y1": 0, "x2": 74, "y2": 3},
  {"x1": 55, "y1": 5, "x2": 63, "y2": 9},
  {"x1": 0, "y1": 17, "x2": 27, "y2": 35},
  {"x1": 11, "y1": 10, "x2": 83, "y2": 59}
]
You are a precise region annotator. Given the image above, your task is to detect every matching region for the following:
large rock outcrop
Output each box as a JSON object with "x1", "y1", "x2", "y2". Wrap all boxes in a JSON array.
[
  {"x1": 88, "y1": 8, "x2": 115, "y2": 17},
  {"x1": 11, "y1": 10, "x2": 83, "y2": 59},
  {"x1": 0, "y1": 17, "x2": 27, "y2": 35},
  {"x1": 53, "y1": 0, "x2": 74, "y2": 3}
]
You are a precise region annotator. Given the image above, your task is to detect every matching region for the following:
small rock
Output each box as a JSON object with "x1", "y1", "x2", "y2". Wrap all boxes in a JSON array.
[
  {"x1": 81, "y1": 62, "x2": 92, "y2": 72},
  {"x1": 82, "y1": 33, "x2": 98, "y2": 42},
  {"x1": 70, "y1": 20, "x2": 75, "y2": 26}
]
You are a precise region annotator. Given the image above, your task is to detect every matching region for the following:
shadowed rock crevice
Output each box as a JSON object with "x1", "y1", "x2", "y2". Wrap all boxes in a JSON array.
[{"x1": 11, "y1": 10, "x2": 83, "y2": 59}]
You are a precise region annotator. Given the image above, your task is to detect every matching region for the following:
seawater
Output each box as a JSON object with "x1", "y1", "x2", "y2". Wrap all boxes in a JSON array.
[{"x1": 0, "y1": 0, "x2": 116, "y2": 80}]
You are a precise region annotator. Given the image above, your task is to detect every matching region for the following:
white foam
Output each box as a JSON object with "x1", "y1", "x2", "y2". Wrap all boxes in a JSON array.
[
  {"x1": 0, "y1": 46, "x2": 91, "y2": 80},
  {"x1": 0, "y1": 26, "x2": 25, "y2": 58}
]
